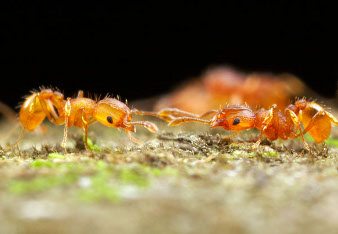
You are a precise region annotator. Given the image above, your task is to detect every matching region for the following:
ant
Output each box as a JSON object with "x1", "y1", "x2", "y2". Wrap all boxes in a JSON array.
[
  {"x1": 3, "y1": 89, "x2": 158, "y2": 152},
  {"x1": 134, "y1": 99, "x2": 338, "y2": 151}
]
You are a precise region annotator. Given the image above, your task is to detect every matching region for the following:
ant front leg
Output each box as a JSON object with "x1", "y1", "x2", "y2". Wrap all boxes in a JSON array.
[
  {"x1": 125, "y1": 130, "x2": 143, "y2": 144},
  {"x1": 124, "y1": 118, "x2": 159, "y2": 145},
  {"x1": 168, "y1": 110, "x2": 218, "y2": 126},
  {"x1": 252, "y1": 105, "x2": 278, "y2": 149},
  {"x1": 169, "y1": 117, "x2": 212, "y2": 126},
  {"x1": 132, "y1": 108, "x2": 217, "y2": 122},
  {"x1": 132, "y1": 108, "x2": 186, "y2": 122},
  {"x1": 129, "y1": 121, "x2": 158, "y2": 133}
]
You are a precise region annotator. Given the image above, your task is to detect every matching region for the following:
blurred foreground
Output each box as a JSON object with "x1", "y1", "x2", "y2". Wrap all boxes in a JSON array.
[{"x1": 1, "y1": 117, "x2": 338, "y2": 234}]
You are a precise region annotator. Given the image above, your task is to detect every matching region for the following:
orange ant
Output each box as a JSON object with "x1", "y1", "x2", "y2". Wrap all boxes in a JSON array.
[
  {"x1": 134, "y1": 99, "x2": 338, "y2": 151},
  {"x1": 3, "y1": 89, "x2": 158, "y2": 152}
]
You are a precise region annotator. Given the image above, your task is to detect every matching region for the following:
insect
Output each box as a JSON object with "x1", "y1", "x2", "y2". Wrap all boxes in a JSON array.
[
  {"x1": 154, "y1": 66, "x2": 305, "y2": 114},
  {"x1": 4, "y1": 89, "x2": 158, "y2": 152},
  {"x1": 135, "y1": 99, "x2": 338, "y2": 151}
]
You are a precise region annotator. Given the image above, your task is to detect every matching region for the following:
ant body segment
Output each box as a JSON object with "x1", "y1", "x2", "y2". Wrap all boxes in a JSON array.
[
  {"x1": 4, "y1": 89, "x2": 158, "y2": 152},
  {"x1": 135, "y1": 99, "x2": 338, "y2": 151}
]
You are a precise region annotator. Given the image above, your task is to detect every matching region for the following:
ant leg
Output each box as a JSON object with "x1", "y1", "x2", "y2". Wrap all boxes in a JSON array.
[
  {"x1": 325, "y1": 112, "x2": 338, "y2": 125},
  {"x1": 0, "y1": 122, "x2": 21, "y2": 144},
  {"x1": 158, "y1": 108, "x2": 217, "y2": 119},
  {"x1": 37, "y1": 94, "x2": 64, "y2": 125},
  {"x1": 132, "y1": 108, "x2": 193, "y2": 122},
  {"x1": 126, "y1": 130, "x2": 143, "y2": 144},
  {"x1": 286, "y1": 109, "x2": 310, "y2": 151},
  {"x1": 131, "y1": 109, "x2": 175, "y2": 122},
  {"x1": 223, "y1": 131, "x2": 240, "y2": 139},
  {"x1": 297, "y1": 110, "x2": 326, "y2": 137},
  {"x1": 132, "y1": 108, "x2": 218, "y2": 125},
  {"x1": 199, "y1": 110, "x2": 218, "y2": 118},
  {"x1": 79, "y1": 107, "x2": 91, "y2": 152},
  {"x1": 129, "y1": 121, "x2": 158, "y2": 133},
  {"x1": 132, "y1": 108, "x2": 216, "y2": 122},
  {"x1": 4, "y1": 128, "x2": 25, "y2": 151},
  {"x1": 169, "y1": 117, "x2": 212, "y2": 126},
  {"x1": 252, "y1": 105, "x2": 277, "y2": 149},
  {"x1": 297, "y1": 110, "x2": 337, "y2": 143},
  {"x1": 61, "y1": 98, "x2": 71, "y2": 149},
  {"x1": 252, "y1": 129, "x2": 264, "y2": 149}
]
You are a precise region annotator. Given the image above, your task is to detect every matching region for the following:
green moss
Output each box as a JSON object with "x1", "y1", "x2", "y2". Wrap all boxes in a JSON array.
[
  {"x1": 304, "y1": 133, "x2": 338, "y2": 147},
  {"x1": 77, "y1": 164, "x2": 180, "y2": 203},
  {"x1": 77, "y1": 171, "x2": 119, "y2": 203},
  {"x1": 83, "y1": 136, "x2": 102, "y2": 152},
  {"x1": 49, "y1": 153, "x2": 66, "y2": 159},
  {"x1": 325, "y1": 138, "x2": 338, "y2": 147},
  {"x1": 8, "y1": 174, "x2": 78, "y2": 194},
  {"x1": 142, "y1": 165, "x2": 179, "y2": 177},
  {"x1": 30, "y1": 160, "x2": 57, "y2": 168},
  {"x1": 270, "y1": 151, "x2": 276, "y2": 156},
  {"x1": 120, "y1": 167, "x2": 150, "y2": 187}
]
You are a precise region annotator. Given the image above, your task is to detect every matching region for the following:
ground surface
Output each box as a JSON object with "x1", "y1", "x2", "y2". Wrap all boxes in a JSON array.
[{"x1": 1, "y1": 112, "x2": 338, "y2": 234}]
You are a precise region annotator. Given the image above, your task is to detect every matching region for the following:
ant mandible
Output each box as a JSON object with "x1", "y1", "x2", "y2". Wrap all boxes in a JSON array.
[
  {"x1": 134, "y1": 99, "x2": 338, "y2": 151},
  {"x1": 4, "y1": 89, "x2": 158, "y2": 152}
]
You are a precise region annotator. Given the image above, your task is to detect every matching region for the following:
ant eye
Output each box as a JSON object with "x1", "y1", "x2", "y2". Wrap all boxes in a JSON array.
[
  {"x1": 233, "y1": 118, "x2": 240, "y2": 125},
  {"x1": 107, "y1": 116, "x2": 113, "y2": 124}
]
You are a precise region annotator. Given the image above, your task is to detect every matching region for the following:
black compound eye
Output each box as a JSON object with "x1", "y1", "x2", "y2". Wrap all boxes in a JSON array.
[
  {"x1": 233, "y1": 118, "x2": 240, "y2": 125},
  {"x1": 107, "y1": 116, "x2": 113, "y2": 124}
]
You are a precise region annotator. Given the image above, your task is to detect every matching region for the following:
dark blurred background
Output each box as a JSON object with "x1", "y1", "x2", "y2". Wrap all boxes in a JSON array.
[{"x1": 1, "y1": 1, "x2": 337, "y2": 109}]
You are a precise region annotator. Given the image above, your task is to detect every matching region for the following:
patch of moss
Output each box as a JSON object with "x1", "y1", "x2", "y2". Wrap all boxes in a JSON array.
[
  {"x1": 304, "y1": 133, "x2": 338, "y2": 147},
  {"x1": 77, "y1": 170, "x2": 119, "y2": 203},
  {"x1": 8, "y1": 174, "x2": 78, "y2": 194},
  {"x1": 83, "y1": 136, "x2": 102, "y2": 152},
  {"x1": 139, "y1": 165, "x2": 179, "y2": 177},
  {"x1": 119, "y1": 167, "x2": 150, "y2": 187},
  {"x1": 49, "y1": 153, "x2": 66, "y2": 159},
  {"x1": 325, "y1": 137, "x2": 338, "y2": 147},
  {"x1": 30, "y1": 160, "x2": 56, "y2": 168}
]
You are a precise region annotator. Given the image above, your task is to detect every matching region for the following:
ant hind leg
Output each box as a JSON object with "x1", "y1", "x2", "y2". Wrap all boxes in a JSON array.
[
  {"x1": 61, "y1": 98, "x2": 71, "y2": 151},
  {"x1": 286, "y1": 109, "x2": 311, "y2": 151},
  {"x1": 4, "y1": 128, "x2": 25, "y2": 151}
]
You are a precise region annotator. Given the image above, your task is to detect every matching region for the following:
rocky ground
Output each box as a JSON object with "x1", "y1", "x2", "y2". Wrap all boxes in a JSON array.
[{"x1": 0, "y1": 112, "x2": 338, "y2": 234}]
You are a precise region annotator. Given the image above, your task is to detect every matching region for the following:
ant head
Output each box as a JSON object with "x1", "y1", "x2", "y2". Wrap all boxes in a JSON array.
[
  {"x1": 94, "y1": 98, "x2": 133, "y2": 130},
  {"x1": 210, "y1": 105, "x2": 255, "y2": 131}
]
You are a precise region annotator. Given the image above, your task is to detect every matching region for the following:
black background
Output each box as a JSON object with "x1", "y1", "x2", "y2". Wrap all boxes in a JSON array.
[{"x1": 1, "y1": 1, "x2": 337, "y2": 109}]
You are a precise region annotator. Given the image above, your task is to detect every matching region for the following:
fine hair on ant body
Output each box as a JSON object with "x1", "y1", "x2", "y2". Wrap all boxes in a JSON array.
[
  {"x1": 134, "y1": 99, "x2": 338, "y2": 151},
  {"x1": 3, "y1": 88, "x2": 158, "y2": 152}
]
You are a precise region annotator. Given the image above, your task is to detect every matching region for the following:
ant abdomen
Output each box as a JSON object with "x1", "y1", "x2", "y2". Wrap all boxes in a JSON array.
[
  {"x1": 20, "y1": 93, "x2": 46, "y2": 131},
  {"x1": 301, "y1": 102, "x2": 332, "y2": 143}
]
